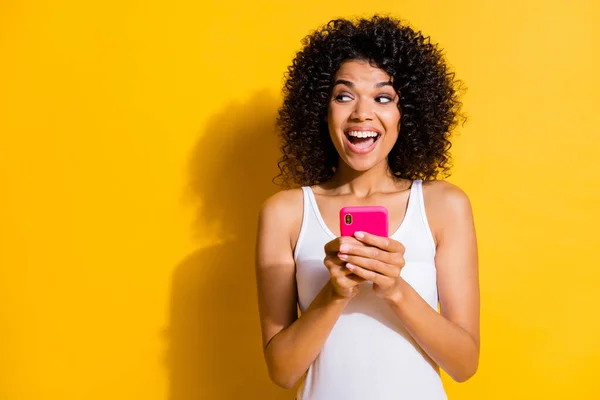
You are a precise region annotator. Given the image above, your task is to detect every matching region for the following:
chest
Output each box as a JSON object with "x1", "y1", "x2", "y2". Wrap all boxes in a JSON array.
[{"x1": 310, "y1": 190, "x2": 411, "y2": 237}]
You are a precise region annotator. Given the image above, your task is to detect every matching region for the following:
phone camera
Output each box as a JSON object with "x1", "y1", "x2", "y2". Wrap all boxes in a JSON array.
[{"x1": 344, "y1": 214, "x2": 352, "y2": 225}]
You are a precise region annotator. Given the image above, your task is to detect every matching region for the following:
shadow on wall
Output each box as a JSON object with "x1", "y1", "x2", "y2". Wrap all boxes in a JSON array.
[{"x1": 165, "y1": 90, "x2": 297, "y2": 399}]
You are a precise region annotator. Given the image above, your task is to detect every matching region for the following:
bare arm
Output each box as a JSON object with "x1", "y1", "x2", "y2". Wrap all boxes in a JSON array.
[
  {"x1": 389, "y1": 182, "x2": 480, "y2": 381},
  {"x1": 255, "y1": 191, "x2": 355, "y2": 389}
]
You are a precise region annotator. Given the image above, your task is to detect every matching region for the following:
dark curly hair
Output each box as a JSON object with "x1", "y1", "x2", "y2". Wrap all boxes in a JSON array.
[{"x1": 275, "y1": 15, "x2": 466, "y2": 187}]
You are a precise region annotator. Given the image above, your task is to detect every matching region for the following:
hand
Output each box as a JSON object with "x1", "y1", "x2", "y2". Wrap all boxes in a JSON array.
[
  {"x1": 323, "y1": 236, "x2": 366, "y2": 299},
  {"x1": 336, "y1": 231, "x2": 406, "y2": 302}
]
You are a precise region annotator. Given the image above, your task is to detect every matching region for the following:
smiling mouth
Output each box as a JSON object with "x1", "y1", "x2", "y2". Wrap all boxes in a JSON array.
[{"x1": 344, "y1": 130, "x2": 382, "y2": 151}]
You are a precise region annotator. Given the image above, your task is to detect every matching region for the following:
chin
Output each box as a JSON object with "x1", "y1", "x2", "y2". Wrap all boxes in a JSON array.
[{"x1": 341, "y1": 156, "x2": 383, "y2": 172}]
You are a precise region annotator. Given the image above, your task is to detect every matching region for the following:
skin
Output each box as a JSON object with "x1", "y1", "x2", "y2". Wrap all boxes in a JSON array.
[{"x1": 255, "y1": 60, "x2": 480, "y2": 389}]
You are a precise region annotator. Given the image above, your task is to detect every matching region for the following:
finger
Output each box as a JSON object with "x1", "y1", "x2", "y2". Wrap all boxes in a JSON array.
[
  {"x1": 353, "y1": 231, "x2": 405, "y2": 253},
  {"x1": 338, "y1": 243, "x2": 392, "y2": 264},
  {"x1": 334, "y1": 264, "x2": 361, "y2": 278},
  {"x1": 324, "y1": 254, "x2": 338, "y2": 271},
  {"x1": 325, "y1": 255, "x2": 360, "y2": 275},
  {"x1": 324, "y1": 238, "x2": 342, "y2": 254},
  {"x1": 324, "y1": 236, "x2": 364, "y2": 254},
  {"x1": 337, "y1": 273, "x2": 365, "y2": 287},
  {"x1": 347, "y1": 274, "x2": 366, "y2": 284},
  {"x1": 338, "y1": 254, "x2": 398, "y2": 277},
  {"x1": 345, "y1": 262, "x2": 394, "y2": 287},
  {"x1": 325, "y1": 257, "x2": 363, "y2": 282}
]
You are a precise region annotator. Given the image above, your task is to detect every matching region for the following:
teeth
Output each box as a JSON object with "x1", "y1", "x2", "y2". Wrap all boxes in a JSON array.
[{"x1": 348, "y1": 130, "x2": 378, "y2": 138}]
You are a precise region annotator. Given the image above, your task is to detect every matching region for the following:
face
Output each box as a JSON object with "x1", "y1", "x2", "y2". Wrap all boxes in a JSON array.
[{"x1": 327, "y1": 59, "x2": 401, "y2": 172}]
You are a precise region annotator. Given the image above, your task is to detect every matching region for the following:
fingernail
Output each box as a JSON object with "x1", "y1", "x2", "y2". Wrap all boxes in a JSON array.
[
  {"x1": 354, "y1": 231, "x2": 364, "y2": 239},
  {"x1": 339, "y1": 244, "x2": 350, "y2": 252},
  {"x1": 346, "y1": 263, "x2": 355, "y2": 270},
  {"x1": 338, "y1": 252, "x2": 348, "y2": 260}
]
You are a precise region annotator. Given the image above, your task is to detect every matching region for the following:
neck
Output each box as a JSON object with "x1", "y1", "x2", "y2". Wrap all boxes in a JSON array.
[{"x1": 328, "y1": 159, "x2": 406, "y2": 198}]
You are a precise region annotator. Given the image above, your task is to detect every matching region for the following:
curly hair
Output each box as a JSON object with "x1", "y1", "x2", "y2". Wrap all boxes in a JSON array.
[{"x1": 275, "y1": 15, "x2": 466, "y2": 187}]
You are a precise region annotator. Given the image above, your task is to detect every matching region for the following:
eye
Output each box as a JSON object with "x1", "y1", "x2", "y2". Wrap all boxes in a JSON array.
[
  {"x1": 334, "y1": 94, "x2": 353, "y2": 102},
  {"x1": 376, "y1": 95, "x2": 394, "y2": 104}
]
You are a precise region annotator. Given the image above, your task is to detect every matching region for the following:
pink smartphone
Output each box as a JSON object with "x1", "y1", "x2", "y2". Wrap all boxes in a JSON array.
[{"x1": 339, "y1": 206, "x2": 389, "y2": 237}]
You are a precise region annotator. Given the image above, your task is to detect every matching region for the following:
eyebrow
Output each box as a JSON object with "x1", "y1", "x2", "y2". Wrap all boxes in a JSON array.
[{"x1": 333, "y1": 79, "x2": 393, "y2": 88}]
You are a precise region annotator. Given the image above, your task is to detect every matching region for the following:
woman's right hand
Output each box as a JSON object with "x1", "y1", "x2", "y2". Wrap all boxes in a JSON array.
[{"x1": 324, "y1": 237, "x2": 365, "y2": 299}]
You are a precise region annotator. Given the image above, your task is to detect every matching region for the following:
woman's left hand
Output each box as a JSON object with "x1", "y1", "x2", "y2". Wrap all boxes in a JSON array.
[{"x1": 337, "y1": 231, "x2": 406, "y2": 303}]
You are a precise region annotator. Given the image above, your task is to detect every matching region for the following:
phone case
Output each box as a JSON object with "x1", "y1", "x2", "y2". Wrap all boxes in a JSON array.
[{"x1": 339, "y1": 206, "x2": 389, "y2": 237}]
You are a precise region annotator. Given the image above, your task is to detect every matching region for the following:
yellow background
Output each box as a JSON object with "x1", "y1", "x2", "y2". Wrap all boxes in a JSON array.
[{"x1": 1, "y1": 1, "x2": 599, "y2": 399}]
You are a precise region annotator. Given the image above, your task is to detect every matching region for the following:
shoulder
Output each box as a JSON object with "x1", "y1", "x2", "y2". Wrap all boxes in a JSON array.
[
  {"x1": 258, "y1": 188, "x2": 304, "y2": 248},
  {"x1": 259, "y1": 188, "x2": 304, "y2": 219},
  {"x1": 422, "y1": 180, "x2": 472, "y2": 211},
  {"x1": 421, "y1": 180, "x2": 474, "y2": 241}
]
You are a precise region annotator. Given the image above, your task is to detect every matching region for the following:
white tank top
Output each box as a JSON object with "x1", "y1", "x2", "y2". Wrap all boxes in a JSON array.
[{"x1": 294, "y1": 180, "x2": 447, "y2": 400}]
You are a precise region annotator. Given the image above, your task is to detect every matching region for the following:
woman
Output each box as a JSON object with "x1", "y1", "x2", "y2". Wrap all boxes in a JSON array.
[{"x1": 255, "y1": 15, "x2": 479, "y2": 399}]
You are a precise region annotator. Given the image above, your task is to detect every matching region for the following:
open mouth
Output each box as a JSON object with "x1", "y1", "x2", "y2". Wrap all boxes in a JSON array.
[{"x1": 344, "y1": 130, "x2": 382, "y2": 151}]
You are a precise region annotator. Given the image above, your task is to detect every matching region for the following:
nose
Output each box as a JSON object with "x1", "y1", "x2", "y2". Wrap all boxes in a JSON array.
[{"x1": 350, "y1": 97, "x2": 373, "y2": 121}]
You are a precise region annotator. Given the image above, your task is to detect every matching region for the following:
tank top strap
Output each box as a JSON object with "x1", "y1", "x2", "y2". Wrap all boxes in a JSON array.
[
  {"x1": 300, "y1": 186, "x2": 311, "y2": 206},
  {"x1": 294, "y1": 187, "x2": 314, "y2": 260},
  {"x1": 413, "y1": 180, "x2": 436, "y2": 255},
  {"x1": 405, "y1": 179, "x2": 419, "y2": 216}
]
